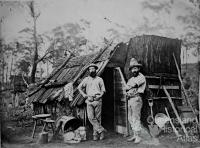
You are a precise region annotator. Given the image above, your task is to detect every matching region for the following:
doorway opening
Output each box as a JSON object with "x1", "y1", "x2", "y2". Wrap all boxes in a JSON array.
[{"x1": 101, "y1": 67, "x2": 115, "y2": 131}]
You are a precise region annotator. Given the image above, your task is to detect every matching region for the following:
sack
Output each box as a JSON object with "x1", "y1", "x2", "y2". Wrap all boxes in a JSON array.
[
  {"x1": 63, "y1": 132, "x2": 81, "y2": 143},
  {"x1": 63, "y1": 126, "x2": 87, "y2": 143},
  {"x1": 75, "y1": 126, "x2": 87, "y2": 141}
]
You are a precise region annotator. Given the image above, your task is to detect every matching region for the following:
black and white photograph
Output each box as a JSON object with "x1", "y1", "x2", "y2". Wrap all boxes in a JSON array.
[{"x1": 0, "y1": 0, "x2": 200, "y2": 147}]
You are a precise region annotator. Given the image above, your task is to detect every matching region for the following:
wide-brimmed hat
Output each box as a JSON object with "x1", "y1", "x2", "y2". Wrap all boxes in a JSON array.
[
  {"x1": 129, "y1": 58, "x2": 142, "y2": 70},
  {"x1": 87, "y1": 63, "x2": 98, "y2": 70}
]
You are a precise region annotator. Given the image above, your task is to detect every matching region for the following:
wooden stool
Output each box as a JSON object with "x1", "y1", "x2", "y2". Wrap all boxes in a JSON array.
[
  {"x1": 42, "y1": 119, "x2": 55, "y2": 134},
  {"x1": 31, "y1": 114, "x2": 51, "y2": 138}
]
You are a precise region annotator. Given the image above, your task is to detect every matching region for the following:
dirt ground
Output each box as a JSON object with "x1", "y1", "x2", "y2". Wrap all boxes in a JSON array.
[{"x1": 1, "y1": 121, "x2": 200, "y2": 148}]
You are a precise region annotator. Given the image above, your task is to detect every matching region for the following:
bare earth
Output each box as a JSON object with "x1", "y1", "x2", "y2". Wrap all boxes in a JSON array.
[{"x1": 2, "y1": 123, "x2": 200, "y2": 148}]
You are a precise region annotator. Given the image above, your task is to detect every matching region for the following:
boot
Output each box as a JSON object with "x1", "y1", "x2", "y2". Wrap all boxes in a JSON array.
[
  {"x1": 134, "y1": 136, "x2": 141, "y2": 144},
  {"x1": 127, "y1": 135, "x2": 136, "y2": 142},
  {"x1": 99, "y1": 131, "x2": 105, "y2": 140},
  {"x1": 93, "y1": 135, "x2": 98, "y2": 141},
  {"x1": 134, "y1": 133, "x2": 142, "y2": 144}
]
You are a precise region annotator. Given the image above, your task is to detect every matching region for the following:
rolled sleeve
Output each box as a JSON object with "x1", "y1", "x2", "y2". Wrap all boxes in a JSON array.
[{"x1": 99, "y1": 78, "x2": 106, "y2": 93}]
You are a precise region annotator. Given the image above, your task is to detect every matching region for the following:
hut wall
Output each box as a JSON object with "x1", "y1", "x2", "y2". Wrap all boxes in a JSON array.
[{"x1": 124, "y1": 35, "x2": 181, "y2": 79}]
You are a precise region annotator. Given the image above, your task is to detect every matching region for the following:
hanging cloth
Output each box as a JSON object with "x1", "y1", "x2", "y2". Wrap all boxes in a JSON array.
[{"x1": 64, "y1": 82, "x2": 73, "y2": 101}]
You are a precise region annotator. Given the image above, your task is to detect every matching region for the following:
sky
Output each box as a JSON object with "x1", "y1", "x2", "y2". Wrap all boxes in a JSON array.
[
  {"x1": 0, "y1": 0, "x2": 198, "y2": 76},
  {"x1": 1, "y1": 0, "x2": 195, "y2": 41}
]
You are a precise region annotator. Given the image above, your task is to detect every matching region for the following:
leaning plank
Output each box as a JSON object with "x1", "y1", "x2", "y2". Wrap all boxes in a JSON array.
[
  {"x1": 173, "y1": 53, "x2": 199, "y2": 125},
  {"x1": 165, "y1": 107, "x2": 181, "y2": 138},
  {"x1": 163, "y1": 86, "x2": 189, "y2": 138}
]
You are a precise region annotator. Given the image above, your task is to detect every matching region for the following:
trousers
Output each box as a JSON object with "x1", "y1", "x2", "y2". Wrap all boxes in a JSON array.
[
  {"x1": 128, "y1": 95, "x2": 143, "y2": 134},
  {"x1": 86, "y1": 100, "x2": 104, "y2": 136}
]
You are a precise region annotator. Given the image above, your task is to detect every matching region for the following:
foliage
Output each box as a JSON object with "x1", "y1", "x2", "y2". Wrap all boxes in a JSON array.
[
  {"x1": 177, "y1": 0, "x2": 200, "y2": 53},
  {"x1": 6, "y1": 105, "x2": 34, "y2": 126},
  {"x1": 46, "y1": 21, "x2": 92, "y2": 61},
  {"x1": 182, "y1": 63, "x2": 199, "y2": 109},
  {"x1": 140, "y1": 0, "x2": 199, "y2": 54},
  {"x1": 15, "y1": 59, "x2": 31, "y2": 75}
]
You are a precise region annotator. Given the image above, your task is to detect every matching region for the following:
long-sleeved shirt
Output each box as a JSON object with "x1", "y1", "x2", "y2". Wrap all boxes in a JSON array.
[
  {"x1": 126, "y1": 72, "x2": 146, "y2": 95},
  {"x1": 78, "y1": 76, "x2": 106, "y2": 97}
]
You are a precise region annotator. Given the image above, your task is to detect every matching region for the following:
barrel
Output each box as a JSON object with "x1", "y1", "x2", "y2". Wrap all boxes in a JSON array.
[{"x1": 56, "y1": 116, "x2": 82, "y2": 132}]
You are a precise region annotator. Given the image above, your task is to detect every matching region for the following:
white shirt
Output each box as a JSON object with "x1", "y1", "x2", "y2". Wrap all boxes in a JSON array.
[
  {"x1": 78, "y1": 76, "x2": 106, "y2": 96},
  {"x1": 127, "y1": 72, "x2": 146, "y2": 94}
]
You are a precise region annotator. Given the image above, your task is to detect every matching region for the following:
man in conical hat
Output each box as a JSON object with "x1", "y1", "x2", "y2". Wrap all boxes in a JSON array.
[{"x1": 126, "y1": 58, "x2": 146, "y2": 143}]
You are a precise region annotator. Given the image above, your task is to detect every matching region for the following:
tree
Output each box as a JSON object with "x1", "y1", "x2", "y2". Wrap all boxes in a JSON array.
[
  {"x1": 15, "y1": 59, "x2": 31, "y2": 76},
  {"x1": 19, "y1": 1, "x2": 55, "y2": 83},
  {"x1": 140, "y1": 0, "x2": 199, "y2": 60},
  {"x1": 46, "y1": 22, "x2": 91, "y2": 62},
  {"x1": 28, "y1": 1, "x2": 40, "y2": 83},
  {"x1": 176, "y1": 0, "x2": 200, "y2": 52}
]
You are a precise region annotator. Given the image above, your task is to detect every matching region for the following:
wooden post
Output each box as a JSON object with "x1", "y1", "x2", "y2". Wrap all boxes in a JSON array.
[
  {"x1": 163, "y1": 86, "x2": 189, "y2": 138},
  {"x1": 113, "y1": 69, "x2": 116, "y2": 133},
  {"x1": 198, "y1": 42, "x2": 200, "y2": 125},
  {"x1": 198, "y1": 42, "x2": 200, "y2": 137},
  {"x1": 199, "y1": 64, "x2": 200, "y2": 125}
]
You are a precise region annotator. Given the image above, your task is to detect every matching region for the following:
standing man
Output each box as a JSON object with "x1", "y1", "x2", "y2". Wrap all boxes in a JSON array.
[
  {"x1": 126, "y1": 58, "x2": 146, "y2": 143},
  {"x1": 78, "y1": 63, "x2": 106, "y2": 141}
]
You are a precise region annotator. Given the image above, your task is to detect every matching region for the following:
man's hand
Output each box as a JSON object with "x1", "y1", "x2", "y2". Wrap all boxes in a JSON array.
[
  {"x1": 95, "y1": 94, "x2": 102, "y2": 100},
  {"x1": 125, "y1": 83, "x2": 137, "y2": 91},
  {"x1": 87, "y1": 96, "x2": 94, "y2": 102},
  {"x1": 125, "y1": 85, "x2": 132, "y2": 91},
  {"x1": 85, "y1": 96, "x2": 94, "y2": 104}
]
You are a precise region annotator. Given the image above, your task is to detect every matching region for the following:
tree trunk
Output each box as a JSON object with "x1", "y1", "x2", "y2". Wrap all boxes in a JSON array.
[
  {"x1": 2, "y1": 54, "x2": 4, "y2": 86},
  {"x1": 0, "y1": 19, "x2": 3, "y2": 90},
  {"x1": 10, "y1": 52, "x2": 14, "y2": 88},
  {"x1": 30, "y1": 17, "x2": 38, "y2": 83},
  {"x1": 5, "y1": 65, "x2": 8, "y2": 88},
  {"x1": 31, "y1": 59, "x2": 37, "y2": 83}
]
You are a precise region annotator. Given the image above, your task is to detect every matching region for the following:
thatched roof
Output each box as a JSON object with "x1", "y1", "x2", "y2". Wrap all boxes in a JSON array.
[{"x1": 28, "y1": 43, "x2": 118, "y2": 105}]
